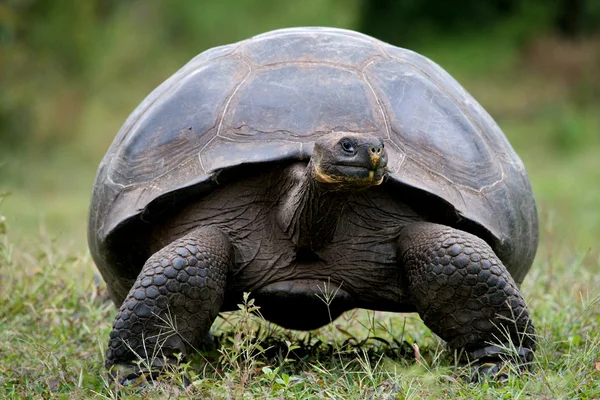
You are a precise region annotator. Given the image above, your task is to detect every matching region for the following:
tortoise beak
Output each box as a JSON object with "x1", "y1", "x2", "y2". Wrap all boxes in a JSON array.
[{"x1": 368, "y1": 145, "x2": 383, "y2": 170}]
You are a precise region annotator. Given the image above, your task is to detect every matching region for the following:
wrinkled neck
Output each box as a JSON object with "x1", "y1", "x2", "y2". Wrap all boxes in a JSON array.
[{"x1": 278, "y1": 162, "x2": 350, "y2": 250}]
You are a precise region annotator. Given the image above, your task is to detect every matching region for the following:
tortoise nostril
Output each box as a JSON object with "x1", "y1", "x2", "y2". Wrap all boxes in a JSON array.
[{"x1": 370, "y1": 147, "x2": 382, "y2": 155}]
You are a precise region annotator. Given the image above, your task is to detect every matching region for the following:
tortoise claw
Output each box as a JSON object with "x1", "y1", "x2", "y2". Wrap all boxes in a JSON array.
[
  {"x1": 108, "y1": 362, "x2": 191, "y2": 388},
  {"x1": 107, "y1": 363, "x2": 149, "y2": 387},
  {"x1": 468, "y1": 361, "x2": 508, "y2": 383},
  {"x1": 462, "y1": 345, "x2": 534, "y2": 383}
]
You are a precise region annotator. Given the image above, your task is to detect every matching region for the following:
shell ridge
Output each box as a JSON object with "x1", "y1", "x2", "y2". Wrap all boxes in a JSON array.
[
  {"x1": 361, "y1": 60, "x2": 392, "y2": 142},
  {"x1": 250, "y1": 27, "x2": 376, "y2": 45},
  {"x1": 196, "y1": 56, "x2": 254, "y2": 174}
]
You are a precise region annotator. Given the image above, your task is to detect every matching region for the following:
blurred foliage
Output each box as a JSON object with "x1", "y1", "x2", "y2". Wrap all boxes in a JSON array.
[{"x1": 360, "y1": 0, "x2": 600, "y2": 45}]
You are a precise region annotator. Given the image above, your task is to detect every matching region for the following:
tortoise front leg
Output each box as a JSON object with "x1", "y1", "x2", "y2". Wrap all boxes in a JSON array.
[
  {"x1": 397, "y1": 222, "x2": 535, "y2": 381},
  {"x1": 106, "y1": 226, "x2": 233, "y2": 379}
]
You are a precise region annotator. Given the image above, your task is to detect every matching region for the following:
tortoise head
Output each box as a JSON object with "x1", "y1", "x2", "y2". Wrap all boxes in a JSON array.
[{"x1": 311, "y1": 133, "x2": 388, "y2": 188}]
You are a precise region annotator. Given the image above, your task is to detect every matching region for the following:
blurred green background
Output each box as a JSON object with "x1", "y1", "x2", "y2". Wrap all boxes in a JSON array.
[{"x1": 1, "y1": 0, "x2": 599, "y2": 259}]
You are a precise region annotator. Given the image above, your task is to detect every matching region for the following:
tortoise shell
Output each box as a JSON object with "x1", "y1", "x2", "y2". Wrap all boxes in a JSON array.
[{"x1": 88, "y1": 27, "x2": 537, "y2": 291}]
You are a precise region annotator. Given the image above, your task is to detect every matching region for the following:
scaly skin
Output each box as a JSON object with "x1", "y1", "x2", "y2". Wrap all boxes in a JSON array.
[
  {"x1": 398, "y1": 222, "x2": 535, "y2": 379},
  {"x1": 105, "y1": 226, "x2": 232, "y2": 377}
]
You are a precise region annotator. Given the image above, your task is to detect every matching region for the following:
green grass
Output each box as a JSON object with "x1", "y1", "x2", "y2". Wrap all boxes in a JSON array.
[
  {"x1": 1, "y1": 210, "x2": 599, "y2": 398},
  {"x1": 2, "y1": 12, "x2": 600, "y2": 399}
]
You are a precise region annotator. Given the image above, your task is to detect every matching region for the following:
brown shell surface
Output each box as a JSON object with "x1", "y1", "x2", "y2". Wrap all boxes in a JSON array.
[{"x1": 89, "y1": 27, "x2": 537, "y2": 284}]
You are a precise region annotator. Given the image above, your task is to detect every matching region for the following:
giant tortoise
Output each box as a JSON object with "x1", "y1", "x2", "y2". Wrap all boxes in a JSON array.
[{"x1": 88, "y1": 27, "x2": 538, "y2": 381}]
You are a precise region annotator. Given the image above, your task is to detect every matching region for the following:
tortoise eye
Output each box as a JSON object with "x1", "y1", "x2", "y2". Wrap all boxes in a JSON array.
[{"x1": 340, "y1": 139, "x2": 355, "y2": 153}]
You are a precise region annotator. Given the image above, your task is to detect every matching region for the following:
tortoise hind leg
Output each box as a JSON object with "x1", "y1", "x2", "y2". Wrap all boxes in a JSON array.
[
  {"x1": 397, "y1": 222, "x2": 535, "y2": 381},
  {"x1": 106, "y1": 226, "x2": 233, "y2": 381}
]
